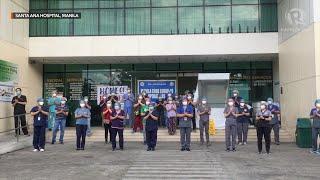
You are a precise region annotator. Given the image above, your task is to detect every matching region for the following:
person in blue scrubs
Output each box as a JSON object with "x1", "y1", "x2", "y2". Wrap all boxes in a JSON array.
[
  {"x1": 310, "y1": 99, "x2": 320, "y2": 154},
  {"x1": 110, "y1": 103, "x2": 126, "y2": 151},
  {"x1": 237, "y1": 99, "x2": 250, "y2": 145},
  {"x1": 267, "y1": 98, "x2": 281, "y2": 145},
  {"x1": 177, "y1": 98, "x2": 194, "y2": 151},
  {"x1": 30, "y1": 98, "x2": 49, "y2": 152},
  {"x1": 123, "y1": 88, "x2": 135, "y2": 128},
  {"x1": 47, "y1": 90, "x2": 60, "y2": 131},
  {"x1": 144, "y1": 103, "x2": 159, "y2": 151},
  {"x1": 74, "y1": 100, "x2": 91, "y2": 150},
  {"x1": 224, "y1": 98, "x2": 238, "y2": 152},
  {"x1": 83, "y1": 96, "x2": 93, "y2": 137}
]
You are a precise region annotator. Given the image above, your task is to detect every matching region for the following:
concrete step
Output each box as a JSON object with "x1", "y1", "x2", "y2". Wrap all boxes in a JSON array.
[{"x1": 59, "y1": 127, "x2": 293, "y2": 142}]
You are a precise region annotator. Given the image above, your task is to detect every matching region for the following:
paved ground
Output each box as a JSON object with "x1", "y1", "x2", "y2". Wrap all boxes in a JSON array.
[{"x1": 0, "y1": 141, "x2": 320, "y2": 180}]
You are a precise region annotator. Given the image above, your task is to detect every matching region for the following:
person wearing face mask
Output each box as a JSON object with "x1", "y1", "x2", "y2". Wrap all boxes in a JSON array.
[
  {"x1": 122, "y1": 88, "x2": 135, "y2": 128},
  {"x1": 74, "y1": 100, "x2": 91, "y2": 150},
  {"x1": 83, "y1": 96, "x2": 93, "y2": 137},
  {"x1": 30, "y1": 98, "x2": 49, "y2": 152},
  {"x1": 237, "y1": 99, "x2": 250, "y2": 145},
  {"x1": 256, "y1": 101, "x2": 272, "y2": 154},
  {"x1": 187, "y1": 92, "x2": 197, "y2": 132},
  {"x1": 47, "y1": 90, "x2": 60, "y2": 131},
  {"x1": 133, "y1": 95, "x2": 145, "y2": 133},
  {"x1": 99, "y1": 94, "x2": 108, "y2": 110},
  {"x1": 108, "y1": 91, "x2": 119, "y2": 108},
  {"x1": 165, "y1": 97, "x2": 177, "y2": 135},
  {"x1": 177, "y1": 98, "x2": 194, "y2": 151},
  {"x1": 267, "y1": 98, "x2": 281, "y2": 145},
  {"x1": 156, "y1": 95, "x2": 166, "y2": 127},
  {"x1": 52, "y1": 97, "x2": 69, "y2": 144},
  {"x1": 224, "y1": 98, "x2": 239, "y2": 152},
  {"x1": 102, "y1": 101, "x2": 113, "y2": 144},
  {"x1": 144, "y1": 104, "x2": 160, "y2": 151},
  {"x1": 310, "y1": 99, "x2": 320, "y2": 154},
  {"x1": 110, "y1": 103, "x2": 126, "y2": 151},
  {"x1": 197, "y1": 97, "x2": 211, "y2": 147},
  {"x1": 141, "y1": 98, "x2": 151, "y2": 145},
  {"x1": 11, "y1": 88, "x2": 28, "y2": 136},
  {"x1": 141, "y1": 90, "x2": 149, "y2": 99},
  {"x1": 231, "y1": 90, "x2": 242, "y2": 108}
]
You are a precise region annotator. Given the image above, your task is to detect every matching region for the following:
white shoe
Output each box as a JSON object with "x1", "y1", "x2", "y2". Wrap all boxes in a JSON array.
[
  {"x1": 33, "y1": 149, "x2": 39, "y2": 152},
  {"x1": 40, "y1": 149, "x2": 45, "y2": 152}
]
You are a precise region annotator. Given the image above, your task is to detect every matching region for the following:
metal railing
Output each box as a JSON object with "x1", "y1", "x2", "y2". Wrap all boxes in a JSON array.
[{"x1": 0, "y1": 113, "x2": 33, "y2": 142}]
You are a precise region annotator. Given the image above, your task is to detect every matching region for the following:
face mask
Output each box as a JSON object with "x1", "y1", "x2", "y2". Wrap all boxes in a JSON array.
[
  {"x1": 240, "y1": 103, "x2": 245, "y2": 107},
  {"x1": 107, "y1": 103, "x2": 111, "y2": 107},
  {"x1": 316, "y1": 103, "x2": 320, "y2": 108},
  {"x1": 187, "y1": 96, "x2": 192, "y2": 100},
  {"x1": 84, "y1": 99, "x2": 89, "y2": 103},
  {"x1": 168, "y1": 101, "x2": 173, "y2": 104},
  {"x1": 168, "y1": 94, "x2": 172, "y2": 97},
  {"x1": 61, "y1": 101, "x2": 66, "y2": 105},
  {"x1": 127, "y1": 90, "x2": 131, "y2": 93},
  {"x1": 261, "y1": 105, "x2": 266, "y2": 110},
  {"x1": 111, "y1": 93, "x2": 115, "y2": 96},
  {"x1": 175, "y1": 96, "x2": 179, "y2": 99},
  {"x1": 202, "y1": 101, "x2": 207, "y2": 104},
  {"x1": 233, "y1": 93, "x2": 238, "y2": 97},
  {"x1": 182, "y1": 102, "x2": 188, "y2": 106},
  {"x1": 16, "y1": 91, "x2": 21, "y2": 96},
  {"x1": 228, "y1": 102, "x2": 234, "y2": 106},
  {"x1": 138, "y1": 96, "x2": 143, "y2": 100},
  {"x1": 146, "y1": 101, "x2": 150, "y2": 105},
  {"x1": 53, "y1": 93, "x2": 57, "y2": 97},
  {"x1": 103, "y1": 96, "x2": 107, "y2": 99},
  {"x1": 268, "y1": 101, "x2": 272, "y2": 104},
  {"x1": 80, "y1": 104, "x2": 85, "y2": 108},
  {"x1": 114, "y1": 106, "x2": 120, "y2": 110},
  {"x1": 142, "y1": 93, "x2": 146, "y2": 96},
  {"x1": 39, "y1": 102, "x2": 44, "y2": 106},
  {"x1": 149, "y1": 107, "x2": 154, "y2": 111}
]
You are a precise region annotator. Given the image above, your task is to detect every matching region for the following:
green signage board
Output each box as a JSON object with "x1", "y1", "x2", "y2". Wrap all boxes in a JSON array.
[{"x1": 0, "y1": 59, "x2": 18, "y2": 102}]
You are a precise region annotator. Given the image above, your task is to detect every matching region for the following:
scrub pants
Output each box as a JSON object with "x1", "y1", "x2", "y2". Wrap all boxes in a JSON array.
[
  {"x1": 76, "y1": 124, "x2": 87, "y2": 149},
  {"x1": 133, "y1": 116, "x2": 143, "y2": 132},
  {"x1": 48, "y1": 112, "x2": 55, "y2": 130},
  {"x1": 256, "y1": 126, "x2": 271, "y2": 153},
  {"x1": 33, "y1": 126, "x2": 46, "y2": 150},
  {"x1": 124, "y1": 105, "x2": 133, "y2": 128},
  {"x1": 180, "y1": 127, "x2": 192, "y2": 149},
  {"x1": 225, "y1": 119, "x2": 237, "y2": 149},
  {"x1": 14, "y1": 114, "x2": 28, "y2": 135},
  {"x1": 312, "y1": 127, "x2": 320, "y2": 151},
  {"x1": 142, "y1": 118, "x2": 146, "y2": 143},
  {"x1": 52, "y1": 118, "x2": 66, "y2": 143},
  {"x1": 146, "y1": 129, "x2": 158, "y2": 149},
  {"x1": 199, "y1": 120, "x2": 209, "y2": 144},
  {"x1": 237, "y1": 122, "x2": 249, "y2": 143},
  {"x1": 192, "y1": 117, "x2": 196, "y2": 131},
  {"x1": 86, "y1": 117, "x2": 92, "y2": 136},
  {"x1": 104, "y1": 123, "x2": 112, "y2": 143},
  {"x1": 168, "y1": 117, "x2": 177, "y2": 135},
  {"x1": 271, "y1": 123, "x2": 280, "y2": 143},
  {"x1": 111, "y1": 128, "x2": 124, "y2": 150}
]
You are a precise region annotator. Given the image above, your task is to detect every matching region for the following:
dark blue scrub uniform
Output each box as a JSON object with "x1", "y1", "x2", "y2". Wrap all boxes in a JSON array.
[
  {"x1": 30, "y1": 106, "x2": 49, "y2": 150},
  {"x1": 145, "y1": 110, "x2": 160, "y2": 150}
]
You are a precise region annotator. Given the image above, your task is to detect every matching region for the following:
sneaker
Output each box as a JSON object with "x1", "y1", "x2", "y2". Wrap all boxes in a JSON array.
[
  {"x1": 59, "y1": 141, "x2": 64, "y2": 145},
  {"x1": 310, "y1": 149, "x2": 318, "y2": 154},
  {"x1": 206, "y1": 142, "x2": 211, "y2": 147},
  {"x1": 76, "y1": 148, "x2": 81, "y2": 151},
  {"x1": 275, "y1": 142, "x2": 280, "y2": 145},
  {"x1": 40, "y1": 149, "x2": 45, "y2": 152},
  {"x1": 151, "y1": 148, "x2": 155, "y2": 151},
  {"x1": 226, "y1": 148, "x2": 230, "y2": 152},
  {"x1": 267, "y1": 152, "x2": 271, "y2": 155},
  {"x1": 147, "y1": 147, "x2": 151, "y2": 151},
  {"x1": 112, "y1": 148, "x2": 116, "y2": 151},
  {"x1": 258, "y1": 151, "x2": 262, "y2": 154},
  {"x1": 238, "y1": 142, "x2": 242, "y2": 145},
  {"x1": 232, "y1": 148, "x2": 236, "y2": 152},
  {"x1": 33, "y1": 149, "x2": 39, "y2": 152},
  {"x1": 51, "y1": 141, "x2": 55, "y2": 145},
  {"x1": 185, "y1": 148, "x2": 191, "y2": 151},
  {"x1": 243, "y1": 142, "x2": 247, "y2": 145},
  {"x1": 180, "y1": 147, "x2": 185, "y2": 151}
]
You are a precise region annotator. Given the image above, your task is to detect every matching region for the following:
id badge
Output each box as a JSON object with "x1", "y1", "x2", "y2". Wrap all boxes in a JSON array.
[
  {"x1": 38, "y1": 116, "x2": 41, "y2": 121},
  {"x1": 184, "y1": 117, "x2": 188, "y2": 121}
]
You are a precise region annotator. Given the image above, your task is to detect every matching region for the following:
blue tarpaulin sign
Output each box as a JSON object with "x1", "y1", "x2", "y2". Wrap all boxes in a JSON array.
[{"x1": 137, "y1": 80, "x2": 176, "y2": 102}]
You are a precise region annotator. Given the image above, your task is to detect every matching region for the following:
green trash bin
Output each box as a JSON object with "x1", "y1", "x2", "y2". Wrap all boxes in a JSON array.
[{"x1": 295, "y1": 118, "x2": 312, "y2": 148}]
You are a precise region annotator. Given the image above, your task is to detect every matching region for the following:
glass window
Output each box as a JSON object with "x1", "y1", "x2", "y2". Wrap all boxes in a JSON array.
[
  {"x1": 251, "y1": 69, "x2": 273, "y2": 102},
  {"x1": 126, "y1": 8, "x2": 151, "y2": 35},
  {"x1": 29, "y1": 11, "x2": 48, "y2": 37},
  {"x1": 205, "y1": 6, "x2": 231, "y2": 33},
  {"x1": 74, "y1": 0, "x2": 98, "y2": 8},
  {"x1": 30, "y1": 0, "x2": 47, "y2": 10},
  {"x1": 203, "y1": 62, "x2": 227, "y2": 72},
  {"x1": 134, "y1": 64, "x2": 156, "y2": 71},
  {"x1": 180, "y1": 63, "x2": 202, "y2": 71},
  {"x1": 66, "y1": 64, "x2": 87, "y2": 72},
  {"x1": 232, "y1": 5, "x2": 259, "y2": 33},
  {"x1": 88, "y1": 64, "x2": 110, "y2": 71},
  {"x1": 178, "y1": 0, "x2": 203, "y2": 6},
  {"x1": 261, "y1": 4, "x2": 278, "y2": 32},
  {"x1": 111, "y1": 64, "x2": 133, "y2": 71},
  {"x1": 178, "y1": 7, "x2": 203, "y2": 34},
  {"x1": 228, "y1": 70, "x2": 251, "y2": 102},
  {"x1": 205, "y1": 0, "x2": 231, "y2": 5},
  {"x1": 126, "y1": 0, "x2": 150, "y2": 7},
  {"x1": 43, "y1": 73, "x2": 65, "y2": 100},
  {"x1": 232, "y1": 0, "x2": 258, "y2": 4},
  {"x1": 100, "y1": 9, "x2": 124, "y2": 35},
  {"x1": 152, "y1": 8, "x2": 177, "y2": 34},
  {"x1": 152, "y1": 0, "x2": 177, "y2": 7},
  {"x1": 100, "y1": 0, "x2": 124, "y2": 8},
  {"x1": 74, "y1": 9, "x2": 99, "y2": 35},
  {"x1": 44, "y1": 64, "x2": 65, "y2": 73},
  {"x1": 48, "y1": 10, "x2": 73, "y2": 36},
  {"x1": 251, "y1": 61, "x2": 272, "y2": 69},
  {"x1": 227, "y1": 62, "x2": 250, "y2": 70},
  {"x1": 260, "y1": 0, "x2": 277, "y2": 4},
  {"x1": 48, "y1": 0, "x2": 73, "y2": 9},
  {"x1": 157, "y1": 63, "x2": 179, "y2": 71}
]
